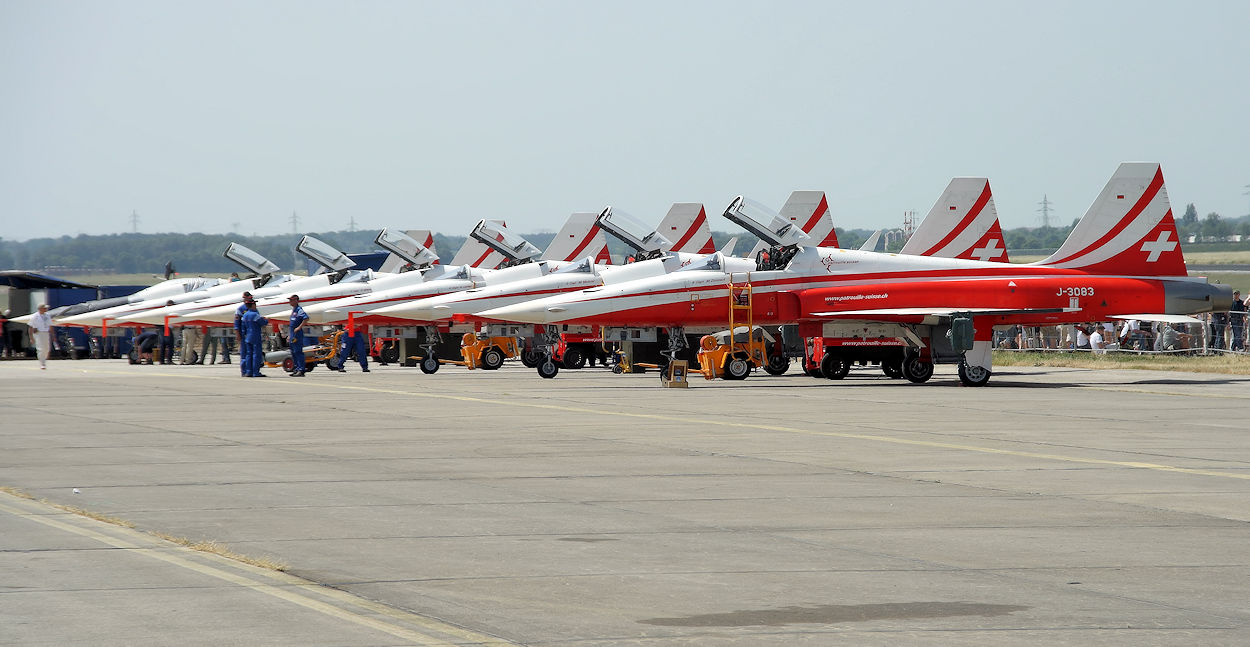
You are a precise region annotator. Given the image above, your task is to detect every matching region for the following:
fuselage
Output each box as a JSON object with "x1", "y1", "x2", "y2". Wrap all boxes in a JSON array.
[
  {"x1": 55, "y1": 277, "x2": 235, "y2": 329},
  {"x1": 369, "y1": 252, "x2": 722, "y2": 325},
  {"x1": 295, "y1": 262, "x2": 551, "y2": 326},
  {"x1": 478, "y1": 246, "x2": 1229, "y2": 329}
]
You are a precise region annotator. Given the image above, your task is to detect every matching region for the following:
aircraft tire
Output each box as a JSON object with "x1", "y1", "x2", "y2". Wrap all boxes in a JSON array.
[
  {"x1": 481, "y1": 347, "x2": 505, "y2": 370},
  {"x1": 882, "y1": 359, "x2": 903, "y2": 379},
  {"x1": 763, "y1": 354, "x2": 790, "y2": 376},
  {"x1": 902, "y1": 356, "x2": 934, "y2": 383},
  {"x1": 538, "y1": 360, "x2": 559, "y2": 379},
  {"x1": 562, "y1": 347, "x2": 586, "y2": 369},
  {"x1": 420, "y1": 355, "x2": 439, "y2": 374},
  {"x1": 958, "y1": 361, "x2": 991, "y2": 387},
  {"x1": 520, "y1": 348, "x2": 541, "y2": 368},
  {"x1": 724, "y1": 357, "x2": 751, "y2": 380},
  {"x1": 820, "y1": 353, "x2": 850, "y2": 380},
  {"x1": 379, "y1": 343, "x2": 400, "y2": 364}
]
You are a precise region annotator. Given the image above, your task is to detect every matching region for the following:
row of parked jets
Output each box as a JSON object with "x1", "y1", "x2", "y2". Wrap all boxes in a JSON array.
[{"x1": 31, "y1": 162, "x2": 1230, "y2": 386}]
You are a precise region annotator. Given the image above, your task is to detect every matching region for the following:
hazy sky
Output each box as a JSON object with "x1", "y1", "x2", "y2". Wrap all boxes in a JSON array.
[{"x1": 3, "y1": 1, "x2": 1247, "y2": 242}]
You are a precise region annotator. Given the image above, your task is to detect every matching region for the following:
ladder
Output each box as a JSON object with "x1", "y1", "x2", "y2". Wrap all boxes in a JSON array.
[{"x1": 727, "y1": 272, "x2": 754, "y2": 357}]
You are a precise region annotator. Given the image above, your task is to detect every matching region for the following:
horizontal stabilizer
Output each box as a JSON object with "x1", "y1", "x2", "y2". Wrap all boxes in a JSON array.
[{"x1": 1109, "y1": 314, "x2": 1203, "y2": 325}]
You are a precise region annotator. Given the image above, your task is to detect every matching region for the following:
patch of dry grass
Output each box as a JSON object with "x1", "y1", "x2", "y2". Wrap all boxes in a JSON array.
[
  {"x1": 993, "y1": 350, "x2": 1250, "y2": 375},
  {"x1": 1, "y1": 486, "x2": 286, "y2": 571},
  {"x1": 149, "y1": 531, "x2": 288, "y2": 571}
]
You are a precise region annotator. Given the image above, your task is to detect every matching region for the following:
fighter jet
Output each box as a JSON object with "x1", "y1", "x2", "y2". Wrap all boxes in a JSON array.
[
  {"x1": 52, "y1": 243, "x2": 285, "y2": 331},
  {"x1": 297, "y1": 213, "x2": 612, "y2": 328},
  {"x1": 183, "y1": 235, "x2": 383, "y2": 324},
  {"x1": 478, "y1": 163, "x2": 1228, "y2": 385},
  {"x1": 367, "y1": 196, "x2": 827, "y2": 374}
]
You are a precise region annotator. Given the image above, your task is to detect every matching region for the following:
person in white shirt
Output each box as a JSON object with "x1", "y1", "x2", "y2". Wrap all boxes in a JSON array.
[
  {"x1": 27, "y1": 304, "x2": 53, "y2": 369},
  {"x1": 1076, "y1": 325, "x2": 1091, "y2": 350},
  {"x1": 1090, "y1": 327, "x2": 1106, "y2": 355}
]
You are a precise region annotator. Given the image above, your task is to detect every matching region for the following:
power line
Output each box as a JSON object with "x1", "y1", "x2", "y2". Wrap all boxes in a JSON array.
[{"x1": 1037, "y1": 195, "x2": 1054, "y2": 228}]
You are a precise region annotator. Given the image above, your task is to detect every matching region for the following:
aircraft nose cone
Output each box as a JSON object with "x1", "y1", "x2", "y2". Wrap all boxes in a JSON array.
[{"x1": 477, "y1": 303, "x2": 554, "y2": 324}]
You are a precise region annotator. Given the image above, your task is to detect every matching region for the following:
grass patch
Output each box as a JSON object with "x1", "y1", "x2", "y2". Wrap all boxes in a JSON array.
[
  {"x1": 993, "y1": 350, "x2": 1250, "y2": 375},
  {"x1": 1, "y1": 486, "x2": 286, "y2": 572},
  {"x1": 149, "y1": 532, "x2": 289, "y2": 571}
]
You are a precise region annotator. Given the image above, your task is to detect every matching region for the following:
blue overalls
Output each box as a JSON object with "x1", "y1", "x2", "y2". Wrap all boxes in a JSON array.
[
  {"x1": 234, "y1": 303, "x2": 250, "y2": 376},
  {"x1": 338, "y1": 327, "x2": 370, "y2": 371},
  {"x1": 241, "y1": 310, "x2": 268, "y2": 377},
  {"x1": 289, "y1": 305, "x2": 308, "y2": 373}
]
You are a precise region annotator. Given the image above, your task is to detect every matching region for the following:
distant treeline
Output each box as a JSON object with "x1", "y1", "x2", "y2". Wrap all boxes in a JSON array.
[
  {"x1": 0, "y1": 228, "x2": 878, "y2": 274},
  {"x1": 0, "y1": 205, "x2": 1241, "y2": 274}
]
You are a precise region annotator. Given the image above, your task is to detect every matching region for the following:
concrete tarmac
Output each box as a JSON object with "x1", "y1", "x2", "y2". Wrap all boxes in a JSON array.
[{"x1": 2, "y1": 358, "x2": 1249, "y2": 645}]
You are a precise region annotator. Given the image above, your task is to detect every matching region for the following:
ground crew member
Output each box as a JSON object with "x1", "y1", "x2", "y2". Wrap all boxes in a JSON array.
[
  {"x1": 233, "y1": 292, "x2": 254, "y2": 376},
  {"x1": 27, "y1": 304, "x2": 52, "y2": 369},
  {"x1": 240, "y1": 301, "x2": 269, "y2": 377},
  {"x1": 159, "y1": 300, "x2": 176, "y2": 364},
  {"x1": 287, "y1": 295, "x2": 308, "y2": 377},
  {"x1": 334, "y1": 325, "x2": 370, "y2": 372}
]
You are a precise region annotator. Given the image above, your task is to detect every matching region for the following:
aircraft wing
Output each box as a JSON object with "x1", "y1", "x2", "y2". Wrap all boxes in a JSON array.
[
  {"x1": 810, "y1": 306, "x2": 1072, "y2": 319},
  {"x1": 1109, "y1": 314, "x2": 1204, "y2": 325}
]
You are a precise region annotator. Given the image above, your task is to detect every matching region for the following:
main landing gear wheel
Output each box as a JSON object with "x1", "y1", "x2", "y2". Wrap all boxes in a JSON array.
[
  {"x1": 902, "y1": 355, "x2": 934, "y2": 383},
  {"x1": 520, "y1": 348, "x2": 541, "y2": 368},
  {"x1": 724, "y1": 357, "x2": 751, "y2": 380},
  {"x1": 480, "y1": 347, "x2": 505, "y2": 370},
  {"x1": 562, "y1": 347, "x2": 585, "y2": 369},
  {"x1": 763, "y1": 354, "x2": 790, "y2": 376},
  {"x1": 820, "y1": 353, "x2": 850, "y2": 380},
  {"x1": 958, "y1": 361, "x2": 992, "y2": 387},
  {"x1": 420, "y1": 355, "x2": 440, "y2": 374},
  {"x1": 882, "y1": 359, "x2": 903, "y2": 379},
  {"x1": 538, "y1": 359, "x2": 559, "y2": 379}
]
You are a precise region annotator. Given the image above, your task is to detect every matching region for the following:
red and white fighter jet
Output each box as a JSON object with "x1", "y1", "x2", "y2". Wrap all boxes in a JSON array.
[{"x1": 480, "y1": 163, "x2": 1229, "y2": 385}]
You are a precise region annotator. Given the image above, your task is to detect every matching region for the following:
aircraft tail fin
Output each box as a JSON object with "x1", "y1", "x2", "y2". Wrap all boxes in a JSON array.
[
  {"x1": 541, "y1": 213, "x2": 612, "y2": 264},
  {"x1": 901, "y1": 178, "x2": 1010, "y2": 262},
  {"x1": 746, "y1": 190, "x2": 836, "y2": 258},
  {"x1": 1037, "y1": 163, "x2": 1186, "y2": 276},
  {"x1": 720, "y1": 236, "x2": 739, "y2": 256},
  {"x1": 859, "y1": 230, "x2": 882, "y2": 251},
  {"x1": 450, "y1": 220, "x2": 508, "y2": 269},
  {"x1": 657, "y1": 203, "x2": 715, "y2": 254},
  {"x1": 378, "y1": 229, "x2": 437, "y2": 272},
  {"x1": 779, "y1": 190, "x2": 837, "y2": 247}
]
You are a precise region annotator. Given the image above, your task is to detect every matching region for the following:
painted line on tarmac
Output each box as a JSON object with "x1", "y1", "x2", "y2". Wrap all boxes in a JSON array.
[
  {"x1": 294, "y1": 378, "x2": 1250, "y2": 483},
  {"x1": 0, "y1": 495, "x2": 516, "y2": 646},
  {"x1": 70, "y1": 366, "x2": 1250, "y2": 482}
]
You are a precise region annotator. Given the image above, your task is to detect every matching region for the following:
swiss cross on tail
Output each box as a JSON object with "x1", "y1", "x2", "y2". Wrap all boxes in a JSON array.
[
  {"x1": 1038, "y1": 163, "x2": 1187, "y2": 277},
  {"x1": 900, "y1": 178, "x2": 1010, "y2": 262},
  {"x1": 967, "y1": 224, "x2": 1008, "y2": 262}
]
